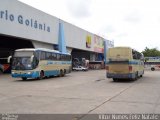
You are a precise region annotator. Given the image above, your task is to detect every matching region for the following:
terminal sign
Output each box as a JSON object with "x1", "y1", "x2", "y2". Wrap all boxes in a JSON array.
[{"x1": 0, "y1": 10, "x2": 51, "y2": 32}]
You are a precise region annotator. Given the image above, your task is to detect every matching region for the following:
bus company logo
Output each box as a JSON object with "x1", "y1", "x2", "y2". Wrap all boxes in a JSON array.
[{"x1": 0, "y1": 10, "x2": 51, "y2": 33}]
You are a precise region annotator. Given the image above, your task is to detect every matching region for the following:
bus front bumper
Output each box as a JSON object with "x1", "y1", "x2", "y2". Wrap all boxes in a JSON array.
[
  {"x1": 107, "y1": 73, "x2": 135, "y2": 79},
  {"x1": 11, "y1": 71, "x2": 39, "y2": 78}
]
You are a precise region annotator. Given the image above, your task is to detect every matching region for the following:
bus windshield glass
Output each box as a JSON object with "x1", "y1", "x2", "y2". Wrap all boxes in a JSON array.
[
  {"x1": 12, "y1": 51, "x2": 34, "y2": 70},
  {"x1": 12, "y1": 57, "x2": 33, "y2": 70}
]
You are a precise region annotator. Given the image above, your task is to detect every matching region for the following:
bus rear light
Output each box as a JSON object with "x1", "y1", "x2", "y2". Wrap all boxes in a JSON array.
[
  {"x1": 129, "y1": 66, "x2": 132, "y2": 72},
  {"x1": 106, "y1": 66, "x2": 109, "y2": 71}
]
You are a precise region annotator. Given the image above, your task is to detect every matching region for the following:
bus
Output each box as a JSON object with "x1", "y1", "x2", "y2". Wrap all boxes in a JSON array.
[
  {"x1": 0, "y1": 49, "x2": 13, "y2": 74},
  {"x1": 144, "y1": 57, "x2": 160, "y2": 71},
  {"x1": 9, "y1": 48, "x2": 72, "y2": 80},
  {"x1": 0, "y1": 58, "x2": 11, "y2": 74},
  {"x1": 106, "y1": 47, "x2": 144, "y2": 81}
]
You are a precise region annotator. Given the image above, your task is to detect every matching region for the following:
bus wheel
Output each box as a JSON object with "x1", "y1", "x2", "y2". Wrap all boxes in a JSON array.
[
  {"x1": 22, "y1": 77, "x2": 27, "y2": 80},
  {"x1": 59, "y1": 70, "x2": 63, "y2": 77},
  {"x1": 151, "y1": 67, "x2": 155, "y2": 71},
  {"x1": 63, "y1": 69, "x2": 66, "y2": 76},
  {"x1": 39, "y1": 71, "x2": 44, "y2": 80}
]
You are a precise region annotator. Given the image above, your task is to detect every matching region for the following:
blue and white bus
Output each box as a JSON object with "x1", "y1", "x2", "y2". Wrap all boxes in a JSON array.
[
  {"x1": 9, "y1": 48, "x2": 72, "y2": 80},
  {"x1": 144, "y1": 57, "x2": 160, "y2": 71}
]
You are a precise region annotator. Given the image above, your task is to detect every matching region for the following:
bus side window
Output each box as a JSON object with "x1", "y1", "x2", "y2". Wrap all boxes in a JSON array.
[
  {"x1": 133, "y1": 54, "x2": 136, "y2": 59},
  {"x1": 132, "y1": 50, "x2": 139, "y2": 60},
  {"x1": 40, "y1": 51, "x2": 46, "y2": 60},
  {"x1": 46, "y1": 52, "x2": 52, "y2": 60},
  {"x1": 137, "y1": 53, "x2": 141, "y2": 60},
  {"x1": 34, "y1": 51, "x2": 40, "y2": 60},
  {"x1": 52, "y1": 53, "x2": 57, "y2": 60},
  {"x1": 57, "y1": 54, "x2": 60, "y2": 61},
  {"x1": 67, "y1": 55, "x2": 71, "y2": 61},
  {"x1": 61, "y1": 55, "x2": 64, "y2": 61},
  {"x1": 64, "y1": 55, "x2": 67, "y2": 61},
  {"x1": 69, "y1": 55, "x2": 71, "y2": 61}
]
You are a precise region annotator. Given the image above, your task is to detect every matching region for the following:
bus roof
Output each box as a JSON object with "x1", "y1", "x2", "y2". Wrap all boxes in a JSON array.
[
  {"x1": 15, "y1": 48, "x2": 70, "y2": 55},
  {"x1": 109, "y1": 46, "x2": 140, "y2": 53},
  {"x1": 109, "y1": 46, "x2": 132, "y2": 49}
]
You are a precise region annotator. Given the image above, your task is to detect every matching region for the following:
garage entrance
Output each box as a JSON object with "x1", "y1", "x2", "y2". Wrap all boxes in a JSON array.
[
  {"x1": 0, "y1": 34, "x2": 34, "y2": 58},
  {"x1": 71, "y1": 48, "x2": 95, "y2": 68},
  {"x1": 71, "y1": 49, "x2": 90, "y2": 60},
  {"x1": 71, "y1": 48, "x2": 105, "y2": 69}
]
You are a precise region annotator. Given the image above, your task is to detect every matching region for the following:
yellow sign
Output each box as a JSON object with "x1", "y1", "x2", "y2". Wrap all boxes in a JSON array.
[{"x1": 86, "y1": 35, "x2": 91, "y2": 48}]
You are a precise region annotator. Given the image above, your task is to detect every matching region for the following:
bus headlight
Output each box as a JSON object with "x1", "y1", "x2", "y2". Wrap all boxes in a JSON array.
[{"x1": 27, "y1": 72, "x2": 31, "y2": 74}]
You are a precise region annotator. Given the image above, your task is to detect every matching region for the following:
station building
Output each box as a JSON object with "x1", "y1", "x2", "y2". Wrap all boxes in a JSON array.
[{"x1": 0, "y1": 0, "x2": 114, "y2": 64}]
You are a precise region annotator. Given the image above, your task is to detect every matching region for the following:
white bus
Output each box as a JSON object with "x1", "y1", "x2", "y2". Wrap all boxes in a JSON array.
[
  {"x1": 144, "y1": 57, "x2": 160, "y2": 71},
  {"x1": 9, "y1": 48, "x2": 72, "y2": 80}
]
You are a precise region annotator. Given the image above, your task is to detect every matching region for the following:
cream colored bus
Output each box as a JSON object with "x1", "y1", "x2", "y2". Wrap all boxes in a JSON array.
[
  {"x1": 106, "y1": 47, "x2": 144, "y2": 81},
  {"x1": 10, "y1": 48, "x2": 72, "y2": 80}
]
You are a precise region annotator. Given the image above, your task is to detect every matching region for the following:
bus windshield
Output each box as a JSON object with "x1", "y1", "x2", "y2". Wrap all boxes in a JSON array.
[{"x1": 12, "y1": 57, "x2": 33, "y2": 70}]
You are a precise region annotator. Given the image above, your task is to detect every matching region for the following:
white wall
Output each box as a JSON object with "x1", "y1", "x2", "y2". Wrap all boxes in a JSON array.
[
  {"x1": 0, "y1": 0, "x2": 59, "y2": 44},
  {"x1": 0, "y1": 0, "x2": 113, "y2": 53},
  {"x1": 32, "y1": 41, "x2": 53, "y2": 49},
  {"x1": 63, "y1": 21, "x2": 95, "y2": 52}
]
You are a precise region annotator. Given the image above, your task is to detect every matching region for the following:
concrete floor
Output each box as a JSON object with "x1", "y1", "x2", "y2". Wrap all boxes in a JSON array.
[{"x1": 0, "y1": 70, "x2": 160, "y2": 116}]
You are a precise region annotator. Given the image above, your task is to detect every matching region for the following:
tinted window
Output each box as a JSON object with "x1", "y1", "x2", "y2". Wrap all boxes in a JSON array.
[
  {"x1": 34, "y1": 51, "x2": 40, "y2": 60},
  {"x1": 40, "y1": 51, "x2": 46, "y2": 60},
  {"x1": 57, "y1": 54, "x2": 60, "y2": 60},
  {"x1": 52, "y1": 53, "x2": 57, "y2": 60},
  {"x1": 46, "y1": 52, "x2": 52, "y2": 60}
]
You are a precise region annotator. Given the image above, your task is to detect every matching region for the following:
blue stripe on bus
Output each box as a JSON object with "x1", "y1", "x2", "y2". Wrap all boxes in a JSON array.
[
  {"x1": 12, "y1": 69, "x2": 70, "y2": 79},
  {"x1": 106, "y1": 61, "x2": 140, "y2": 65},
  {"x1": 47, "y1": 61, "x2": 71, "y2": 65},
  {"x1": 44, "y1": 70, "x2": 59, "y2": 77},
  {"x1": 12, "y1": 71, "x2": 39, "y2": 78},
  {"x1": 129, "y1": 61, "x2": 139, "y2": 65}
]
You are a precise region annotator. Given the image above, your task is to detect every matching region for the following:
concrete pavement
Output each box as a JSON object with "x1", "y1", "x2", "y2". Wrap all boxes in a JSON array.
[{"x1": 0, "y1": 70, "x2": 160, "y2": 114}]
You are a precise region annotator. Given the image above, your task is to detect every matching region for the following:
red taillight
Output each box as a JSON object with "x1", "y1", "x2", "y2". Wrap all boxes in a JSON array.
[
  {"x1": 129, "y1": 66, "x2": 132, "y2": 72},
  {"x1": 106, "y1": 66, "x2": 109, "y2": 71}
]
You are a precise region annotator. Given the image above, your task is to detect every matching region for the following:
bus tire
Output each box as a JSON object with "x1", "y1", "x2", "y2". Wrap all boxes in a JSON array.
[
  {"x1": 151, "y1": 67, "x2": 155, "y2": 71},
  {"x1": 63, "y1": 69, "x2": 66, "y2": 76},
  {"x1": 59, "y1": 70, "x2": 63, "y2": 77},
  {"x1": 140, "y1": 70, "x2": 144, "y2": 77},
  {"x1": 39, "y1": 71, "x2": 44, "y2": 80},
  {"x1": 22, "y1": 77, "x2": 27, "y2": 80}
]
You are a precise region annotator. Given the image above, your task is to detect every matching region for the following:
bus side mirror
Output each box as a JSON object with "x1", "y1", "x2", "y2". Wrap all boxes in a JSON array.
[
  {"x1": 7, "y1": 56, "x2": 12, "y2": 63},
  {"x1": 30, "y1": 55, "x2": 34, "y2": 62}
]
